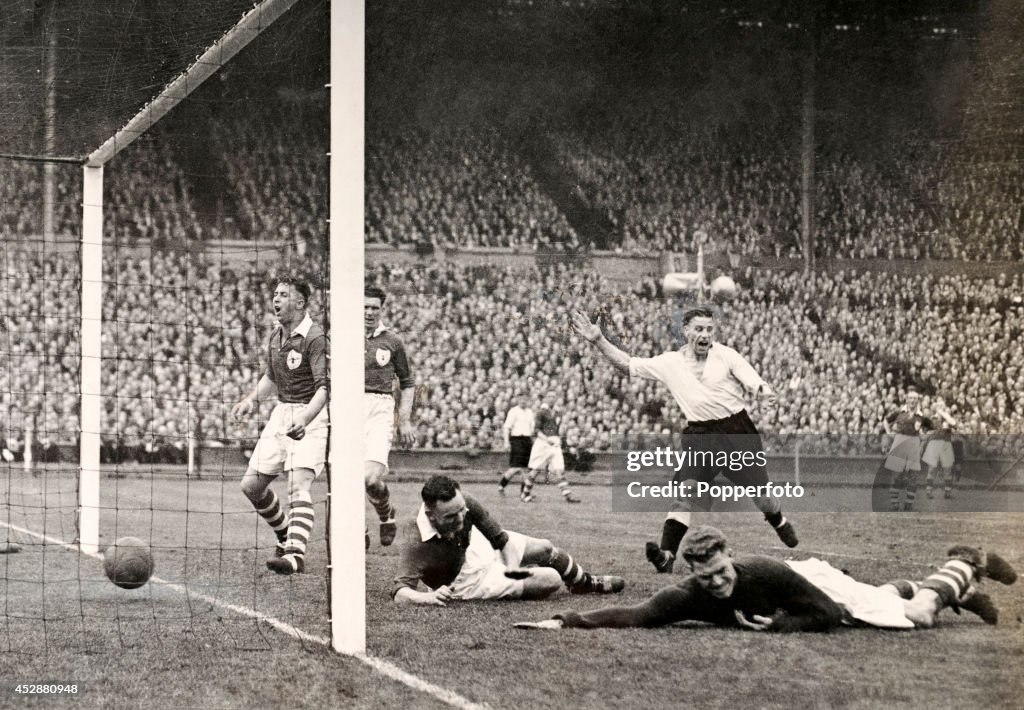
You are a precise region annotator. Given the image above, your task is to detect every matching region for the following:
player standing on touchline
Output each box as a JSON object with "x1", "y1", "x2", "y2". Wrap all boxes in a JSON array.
[
  {"x1": 570, "y1": 306, "x2": 798, "y2": 574},
  {"x1": 364, "y1": 285, "x2": 416, "y2": 547},
  {"x1": 232, "y1": 278, "x2": 328, "y2": 576}
]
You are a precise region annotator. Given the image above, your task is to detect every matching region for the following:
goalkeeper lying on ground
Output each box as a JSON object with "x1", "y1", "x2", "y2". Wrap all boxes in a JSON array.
[{"x1": 516, "y1": 525, "x2": 1017, "y2": 631}]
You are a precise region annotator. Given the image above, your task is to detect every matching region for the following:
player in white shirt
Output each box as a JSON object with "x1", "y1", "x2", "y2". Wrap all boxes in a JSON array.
[
  {"x1": 498, "y1": 392, "x2": 535, "y2": 495},
  {"x1": 571, "y1": 306, "x2": 798, "y2": 574}
]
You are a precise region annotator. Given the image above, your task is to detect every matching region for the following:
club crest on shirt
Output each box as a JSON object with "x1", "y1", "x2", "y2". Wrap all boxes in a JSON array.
[
  {"x1": 375, "y1": 348, "x2": 391, "y2": 366},
  {"x1": 286, "y1": 350, "x2": 302, "y2": 370}
]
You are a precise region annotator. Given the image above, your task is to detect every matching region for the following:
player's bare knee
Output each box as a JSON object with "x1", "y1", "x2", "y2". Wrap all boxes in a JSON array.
[
  {"x1": 239, "y1": 472, "x2": 265, "y2": 502},
  {"x1": 521, "y1": 568, "x2": 562, "y2": 600}
]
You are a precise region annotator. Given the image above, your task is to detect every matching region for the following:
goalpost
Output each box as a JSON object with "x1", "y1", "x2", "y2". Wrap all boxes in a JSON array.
[{"x1": 6, "y1": 0, "x2": 365, "y2": 655}]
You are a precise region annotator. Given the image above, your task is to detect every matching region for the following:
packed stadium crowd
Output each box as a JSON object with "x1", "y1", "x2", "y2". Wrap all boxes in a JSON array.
[{"x1": 4, "y1": 241, "x2": 1019, "y2": 465}]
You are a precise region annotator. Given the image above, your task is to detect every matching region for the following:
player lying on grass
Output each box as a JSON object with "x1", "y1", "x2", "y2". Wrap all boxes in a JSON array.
[
  {"x1": 515, "y1": 526, "x2": 1017, "y2": 631},
  {"x1": 392, "y1": 475, "x2": 625, "y2": 605}
]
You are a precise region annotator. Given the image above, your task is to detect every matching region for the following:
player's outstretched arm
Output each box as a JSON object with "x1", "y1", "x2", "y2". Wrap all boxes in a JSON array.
[
  {"x1": 570, "y1": 310, "x2": 631, "y2": 374},
  {"x1": 394, "y1": 585, "x2": 454, "y2": 607}
]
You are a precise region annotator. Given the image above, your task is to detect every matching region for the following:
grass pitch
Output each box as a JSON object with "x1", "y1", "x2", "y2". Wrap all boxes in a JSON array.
[{"x1": 2, "y1": 467, "x2": 1023, "y2": 709}]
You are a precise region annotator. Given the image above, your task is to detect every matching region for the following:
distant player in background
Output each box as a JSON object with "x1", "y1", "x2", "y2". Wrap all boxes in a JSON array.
[
  {"x1": 921, "y1": 396, "x2": 958, "y2": 500},
  {"x1": 883, "y1": 387, "x2": 926, "y2": 511},
  {"x1": 498, "y1": 391, "x2": 535, "y2": 495},
  {"x1": 520, "y1": 397, "x2": 581, "y2": 504},
  {"x1": 571, "y1": 307, "x2": 797, "y2": 574},
  {"x1": 365, "y1": 285, "x2": 416, "y2": 547},
  {"x1": 392, "y1": 475, "x2": 623, "y2": 605},
  {"x1": 231, "y1": 278, "x2": 328, "y2": 575},
  {"x1": 515, "y1": 525, "x2": 1017, "y2": 631}
]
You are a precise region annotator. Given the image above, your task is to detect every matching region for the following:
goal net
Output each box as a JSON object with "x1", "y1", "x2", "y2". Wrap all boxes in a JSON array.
[{"x1": 0, "y1": 0, "x2": 361, "y2": 657}]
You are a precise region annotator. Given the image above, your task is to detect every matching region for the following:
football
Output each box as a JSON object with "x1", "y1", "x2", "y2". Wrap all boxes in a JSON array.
[
  {"x1": 710, "y1": 275, "x2": 739, "y2": 300},
  {"x1": 103, "y1": 537, "x2": 155, "y2": 589}
]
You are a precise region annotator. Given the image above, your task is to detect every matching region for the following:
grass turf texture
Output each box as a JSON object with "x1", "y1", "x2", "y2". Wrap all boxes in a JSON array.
[{"x1": 2, "y1": 467, "x2": 1023, "y2": 709}]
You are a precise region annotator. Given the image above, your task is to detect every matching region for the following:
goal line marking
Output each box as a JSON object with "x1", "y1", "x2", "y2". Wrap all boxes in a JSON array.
[{"x1": 0, "y1": 519, "x2": 491, "y2": 710}]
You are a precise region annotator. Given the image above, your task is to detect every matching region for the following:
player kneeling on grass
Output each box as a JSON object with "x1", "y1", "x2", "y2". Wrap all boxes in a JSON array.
[
  {"x1": 393, "y1": 475, "x2": 624, "y2": 605},
  {"x1": 515, "y1": 525, "x2": 1016, "y2": 631}
]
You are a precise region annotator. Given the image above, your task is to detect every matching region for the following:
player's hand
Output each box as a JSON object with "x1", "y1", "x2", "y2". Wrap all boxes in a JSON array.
[
  {"x1": 569, "y1": 310, "x2": 601, "y2": 343},
  {"x1": 418, "y1": 586, "x2": 454, "y2": 607},
  {"x1": 734, "y1": 610, "x2": 773, "y2": 631},
  {"x1": 757, "y1": 385, "x2": 778, "y2": 408},
  {"x1": 398, "y1": 420, "x2": 416, "y2": 448},
  {"x1": 285, "y1": 422, "x2": 306, "y2": 440},
  {"x1": 513, "y1": 619, "x2": 565, "y2": 630},
  {"x1": 230, "y1": 397, "x2": 254, "y2": 421}
]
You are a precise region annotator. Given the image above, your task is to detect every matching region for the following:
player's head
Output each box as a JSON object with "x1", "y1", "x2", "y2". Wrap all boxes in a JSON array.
[
  {"x1": 273, "y1": 277, "x2": 311, "y2": 326},
  {"x1": 682, "y1": 307, "x2": 715, "y2": 357},
  {"x1": 680, "y1": 526, "x2": 737, "y2": 599},
  {"x1": 421, "y1": 475, "x2": 467, "y2": 539},
  {"x1": 365, "y1": 285, "x2": 386, "y2": 335}
]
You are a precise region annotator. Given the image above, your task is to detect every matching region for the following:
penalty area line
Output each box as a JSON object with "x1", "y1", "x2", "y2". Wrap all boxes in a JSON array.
[{"x1": 0, "y1": 519, "x2": 492, "y2": 710}]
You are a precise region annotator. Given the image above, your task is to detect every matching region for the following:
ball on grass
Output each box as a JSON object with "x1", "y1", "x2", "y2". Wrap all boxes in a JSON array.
[
  {"x1": 103, "y1": 537, "x2": 154, "y2": 589},
  {"x1": 710, "y1": 275, "x2": 739, "y2": 300}
]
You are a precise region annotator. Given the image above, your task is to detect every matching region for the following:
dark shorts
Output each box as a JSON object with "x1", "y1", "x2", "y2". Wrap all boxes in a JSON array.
[
  {"x1": 509, "y1": 436, "x2": 532, "y2": 468},
  {"x1": 672, "y1": 410, "x2": 769, "y2": 487}
]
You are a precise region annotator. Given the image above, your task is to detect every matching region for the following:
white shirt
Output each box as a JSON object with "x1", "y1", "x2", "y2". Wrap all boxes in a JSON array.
[
  {"x1": 503, "y1": 406, "x2": 535, "y2": 437},
  {"x1": 629, "y1": 344, "x2": 766, "y2": 422}
]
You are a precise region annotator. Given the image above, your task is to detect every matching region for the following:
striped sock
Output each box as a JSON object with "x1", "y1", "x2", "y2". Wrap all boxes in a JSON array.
[
  {"x1": 368, "y1": 485, "x2": 393, "y2": 522},
  {"x1": 285, "y1": 491, "x2": 315, "y2": 557},
  {"x1": 888, "y1": 486, "x2": 901, "y2": 511},
  {"x1": 883, "y1": 579, "x2": 920, "y2": 599},
  {"x1": 255, "y1": 489, "x2": 288, "y2": 542},
  {"x1": 548, "y1": 547, "x2": 587, "y2": 589},
  {"x1": 557, "y1": 479, "x2": 573, "y2": 497},
  {"x1": 522, "y1": 471, "x2": 537, "y2": 498},
  {"x1": 919, "y1": 559, "x2": 976, "y2": 607}
]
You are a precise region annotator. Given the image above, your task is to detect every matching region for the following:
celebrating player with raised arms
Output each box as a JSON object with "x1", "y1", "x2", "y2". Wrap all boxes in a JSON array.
[{"x1": 571, "y1": 306, "x2": 797, "y2": 574}]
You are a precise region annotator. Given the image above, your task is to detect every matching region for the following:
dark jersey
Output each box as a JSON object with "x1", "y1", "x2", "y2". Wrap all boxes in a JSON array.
[
  {"x1": 889, "y1": 408, "x2": 924, "y2": 437},
  {"x1": 265, "y1": 317, "x2": 328, "y2": 404},
  {"x1": 392, "y1": 494, "x2": 509, "y2": 597},
  {"x1": 365, "y1": 327, "x2": 414, "y2": 394},
  {"x1": 556, "y1": 555, "x2": 843, "y2": 633},
  {"x1": 535, "y1": 408, "x2": 559, "y2": 438}
]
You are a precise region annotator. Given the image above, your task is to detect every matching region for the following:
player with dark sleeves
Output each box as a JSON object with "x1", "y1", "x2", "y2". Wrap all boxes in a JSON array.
[
  {"x1": 364, "y1": 285, "x2": 416, "y2": 547},
  {"x1": 231, "y1": 278, "x2": 328, "y2": 575},
  {"x1": 520, "y1": 398, "x2": 581, "y2": 504},
  {"x1": 883, "y1": 386, "x2": 926, "y2": 511},
  {"x1": 514, "y1": 526, "x2": 1017, "y2": 631},
  {"x1": 570, "y1": 306, "x2": 797, "y2": 574},
  {"x1": 393, "y1": 475, "x2": 624, "y2": 605}
]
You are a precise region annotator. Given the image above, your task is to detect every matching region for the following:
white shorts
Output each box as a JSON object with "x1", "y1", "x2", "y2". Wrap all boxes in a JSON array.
[
  {"x1": 448, "y1": 529, "x2": 528, "y2": 601},
  {"x1": 922, "y1": 439, "x2": 954, "y2": 469},
  {"x1": 365, "y1": 393, "x2": 395, "y2": 466},
  {"x1": 884, "y1": 434, "x2": 922, "y2": 473},
  {"x1": 528, "y1": 436, "x2": 564, "y2": 472},
  {"x1": 787, "y1": 558, "x2": 914, "y2": 629},
  {"x1": 249, "y1": 403, "x2": 328, "y2": 477}
]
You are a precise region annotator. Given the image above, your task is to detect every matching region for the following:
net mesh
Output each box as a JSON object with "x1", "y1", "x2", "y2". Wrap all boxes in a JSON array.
[{"x1": 1, "y1": 0, "x2": 329, "y2": 654}]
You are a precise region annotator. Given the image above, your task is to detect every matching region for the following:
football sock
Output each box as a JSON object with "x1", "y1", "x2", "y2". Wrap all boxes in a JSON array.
[
  {"x1": 660, "y1": 518, "x2": 688, "y2": 554},
  {"x1": 547, "y1": 547, "x2": 587, "y2": 588},
  {"x1": 764, "y1": 511, "x2": 784, "y2": 528},
  {"x1": 919, "y1": 559, "x2": 976, "y2": 608},
  {"x1": 882, "y1": 579, "x2": 920, "y2": 599},
  {"x1": 368, "y1": 484, "x2": 393, "y2": 522},
  {"x1": 255, "y1": 489, "x2": 288, "y2": 542},
  {"x1": 522, "y1": 471, "x2": 537, "y2": 498},
  {"x1": 555, "y1": 474, "x2": 574, "y2": 498},
  {"x1": 285, "y1": 490, "x2": 315, "y2": 558}
]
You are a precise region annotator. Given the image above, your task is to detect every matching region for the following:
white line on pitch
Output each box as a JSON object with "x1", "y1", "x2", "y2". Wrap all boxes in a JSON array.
[{"x1": 0, "y1": 520, "x2": 492, "y2": 710}]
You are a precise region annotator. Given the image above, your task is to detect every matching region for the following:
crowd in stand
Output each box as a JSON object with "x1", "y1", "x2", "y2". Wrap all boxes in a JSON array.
[{"x1": 1, "y1": 247, "x2": 1021, "y2": 465}]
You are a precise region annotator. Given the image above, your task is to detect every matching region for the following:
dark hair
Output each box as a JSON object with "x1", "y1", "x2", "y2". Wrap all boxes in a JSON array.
[
  {"x1": 682, "y1": 307, "x2": 714, "y2": 326},
  {"x1": 365, "y1": 285, "x2": 387, "y2": 304},
  {"x1": 421, "y1": 475, "x2": 460, "y2": 504},
  {"x1": 278, "y1": 277, "x2": 311, "y2": 307},
  {"x1": 680, "y1": 525, "x2": 729, "y2": 565}
]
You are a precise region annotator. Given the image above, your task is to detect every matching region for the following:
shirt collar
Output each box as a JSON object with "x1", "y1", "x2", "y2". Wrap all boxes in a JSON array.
[
  {"x1": 416, "y1": 504, "x2": 439, "y2": 542},
  {"x1": 291, "y1": 313, "x2": 313, "y2": 338},
  {"x1": 369, "y1": 322, "x2": 388, "y2": 338}
]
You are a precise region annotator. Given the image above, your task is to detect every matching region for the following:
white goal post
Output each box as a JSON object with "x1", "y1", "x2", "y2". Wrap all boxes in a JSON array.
[{"x1": 75, "y1": 0, "x2": 365, "y2": 654}]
